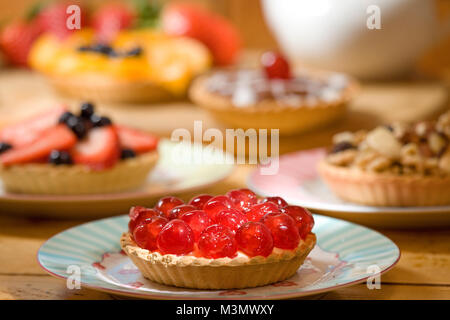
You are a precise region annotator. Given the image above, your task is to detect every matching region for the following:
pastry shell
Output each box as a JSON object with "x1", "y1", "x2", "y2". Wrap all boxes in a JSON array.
[
  {"x1": 318, "y1": 159, "x2": 450, "y2": 206},
  {"x1": 189, "y1": 72, "x2": 358, "y2": 136},
  {"x1": 120, "y1": 232, "x2": 316, "y2": 289},
  {"x1": 49, "y1": 75, "x2": 175, "y2": 104},
  {"x1": 0, "y1": 151, "x2": 158, "y2": 195}
]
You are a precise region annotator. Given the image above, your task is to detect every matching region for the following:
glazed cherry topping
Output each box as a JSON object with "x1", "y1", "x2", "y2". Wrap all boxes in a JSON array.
[
  {"x1": 215, "y1": 208, "x2": 248, "y2": 234},
  {"x1": 128, "y1": 206, "x2": 160, "y2": 233},
  {"x1": 198, "y1": 225, "x2": 237, "y2": 259},
  {"x1": 235, "y1": 222, "x2": 274, "y2": 257},
  {"x1": 128, "y1": 192, "x2": 313, "y2": 259},
  {"x1": 261, "y1": 213, "x2": 300, "y2": 249},
  {"x1": 133, "y1": 216, "x2": 168, "y2": 250},
  {"x1": 179, "y1": 210, "x2": 213, "y2": 241},
  {"x1": 156, "y1": 219, "x2": 195, "y2": 255},
  {"x1": 246, "y1": 202, "x2": 281, "y2": 222},
  {"x1": 226, "y1": 189, "x2": 258, "y2": 212},
  {"x1": 203, "y1": 195, "x2": 234, "y2": 221},
  {"x1": 281, "y1": 205, "x2": 314, "y2": 239},
  {"x1": 188, "y1": 194, "x2": 213, "y2": 210},
  {"x1": 168, "y1": 204, "x2": 195, "y2": 220},
  {"x1": 262, "y1": 196, "x2": 288, "y2": 208},
  {"x1": 261, "y1": 51, "x2": 292, "y2": 80},
  {"x1": 154, "y1": 196, "x2": 184, "y2": 218}
]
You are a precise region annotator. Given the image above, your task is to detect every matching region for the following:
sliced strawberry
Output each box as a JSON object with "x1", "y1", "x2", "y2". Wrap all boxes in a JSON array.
[
  {"x1": 115, "y1": 125, "x2": 158, "y2": 153},
  {"x1": 0, "y1": 125, "x2": 77, "y2": 166},
  {"x1": 0, "y1": 19, "x2": 43, "y2": 67},
  {"x1": 162, "y1": 3, "x2": 241, "y2": 66},
  {"x1": 71, "y1": 126, "x2": 120, "y2": 170},
  {"x1": 37, "y1": 2, "x2": 89, "y2": 40},
  {"x1": 92, "y1": 3, "x2": 135, "y2": 43},
  {"x1": 0, "y1": 106, "x2": 67, "y2": 147}
]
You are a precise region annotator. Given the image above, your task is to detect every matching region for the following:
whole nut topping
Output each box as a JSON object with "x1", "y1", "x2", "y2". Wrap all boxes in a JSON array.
[
  {"x1": 415, "y1": 121, "x2": 434, "y2": 138},
  {"x1": 366, "y1": 127, "x2": 402, "y2": 159},
  {"x1": 439, "y1": 149, "x2": 450, "y2": 173},
  {"x1": 428, "y1": 132, "x2": 447, "y2": 155},
  {"x1": 332, "y1": 131, "x2": 354, "y2": 145},
  {"x1": 437, "y1": 111, "x2": 450, "y2": 138}
]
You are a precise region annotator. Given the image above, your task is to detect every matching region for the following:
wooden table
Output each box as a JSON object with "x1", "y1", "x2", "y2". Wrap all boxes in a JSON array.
[{"x1": 0, "y1": 70, "x2": 449, "y2": 300}]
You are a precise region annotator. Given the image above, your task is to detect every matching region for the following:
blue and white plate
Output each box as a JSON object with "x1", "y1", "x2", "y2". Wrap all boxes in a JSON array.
[{"x1": 38, "y1": 214, "x2": 400, "y2": 300}]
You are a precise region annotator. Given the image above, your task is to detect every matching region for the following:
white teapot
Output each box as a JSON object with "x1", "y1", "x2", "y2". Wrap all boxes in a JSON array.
[{"x1": 261, "y1": 0, "x2": 450, "y2": 79}]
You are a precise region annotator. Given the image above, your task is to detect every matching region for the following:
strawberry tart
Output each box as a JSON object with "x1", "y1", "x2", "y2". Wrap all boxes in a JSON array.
[
  {"x1": 121, "y1": 190, "x2": 316, "y2": 289},
  {"x1": 0, "y1": 103, "x2": 158, "y2": 195}
]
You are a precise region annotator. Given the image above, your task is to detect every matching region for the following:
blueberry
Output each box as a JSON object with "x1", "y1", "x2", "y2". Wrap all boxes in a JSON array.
[
  {"x1": 58, "y1": 111, "x2": 75, "y2": 124},
  {"x1": 107, "y1": 50, "x2": 120, "y2": 58},
  {"x1": 92, "y1": 44, "x2": 114, "y2": 55},
  {"x1": 330, "y1": 141, "x2": 355, "y2": 154},
  {"x1": 126, "y1": 47, "x2": 143, "y2": 57},
  {"x1": 66, "y1": 116, "x2": 87, "y2": 139},
  {"x1": 77, "y1": 45, "x2": 92, "y2": 52},
  {"x1": 91, "y1": 114, "x2": 112, "y2": 127},
  {"x1": 121, "y1": 149, "x2": 136, "y2": 159},
  {"x1": 0, "y1": 142, "x2": 12, "y2": 154},
  {"x1": 80, "y1": 102, "x2": 95, "y2": 119},
  {"x1": 48, "y1": 150, "x2": 72, "y2": 165}
]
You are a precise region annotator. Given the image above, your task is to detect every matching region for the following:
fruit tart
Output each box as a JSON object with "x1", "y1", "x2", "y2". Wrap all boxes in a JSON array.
[
  {"x1": 0, "y1": 102, "x2": 158, "y2": 195},
  {"x1": 319, "y1": 111, "x2": 450, "y2": 206},
  {"x1": 29, "y1": 29, "x2": 211, "y2": 103},
  {"x1": 190, "y1": 51, "x2": 357, "y2": 135},
  {"x1": 121, "y1": 190, "x2": 316, "y2": 289}
]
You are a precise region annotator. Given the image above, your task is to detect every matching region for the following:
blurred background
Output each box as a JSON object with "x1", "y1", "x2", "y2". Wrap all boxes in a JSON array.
[
  {"x1": 0, "y1": 0, "x2": 448, "y2": 75},
  {"x1": 0, "y1": 0, "x2": 277, "y2": 49}
]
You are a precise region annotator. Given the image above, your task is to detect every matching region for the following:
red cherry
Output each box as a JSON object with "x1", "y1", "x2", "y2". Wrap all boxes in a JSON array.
[
  {"x1": 154, "y1": 196, "x2": 184, "y2": 218},
  {"x1": 168, "y1": 204, "x2": 195, "y2": 220},
  {"x1": 215, "y1": 208, "x2": 248, "y2": 234},
  {"x1": 261, "y1": 213, "x2": 300, "y2": 249},
  {"x1": 203, "y1": 195, "x2": 233, "y2": 221},
  {"x1": 281, "y1": 206, "x2": 315, "y2": 239},
  {"x1": 179, "y1": 210, "x2": 213, "y2": 241},
  {"x1": 261, "y1": 51, "x2": 292, "y2": 80},
  {"x1": 133, "y1": 216, "x2": 168, "y2": 250},
  {"x1": 188, "y1": 194, "x2": 213, "y2": 210},
  {"x1": 236, "y1": 222, "x2": 274, "y2": 257},
  {"x1": 198, "y1": 224, "x2": 237, "y2": 259},
  {"x1": 157, "y1": 219, "x2": 195, "y2": 255},
  {"x1": 246, "y1": 202, "x2": 281, "y2": 222},
  {"x1": 226, "y1": 188, "x2": 258, "y2": 212},
  {"x1": 128, "y1": 206, "x2": 159, "y2": 232},
  {"x1": 262, "y1": 196, "x2": 288, "y2": 208}
]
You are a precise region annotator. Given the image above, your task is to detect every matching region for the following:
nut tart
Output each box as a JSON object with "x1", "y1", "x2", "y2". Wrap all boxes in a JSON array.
[
  {"x1": 319, "y1": 111, "x2": 450, "y2": 206},
  {"x1": 0, "y1": 102, "x2": 159, "y2": 195},
  {"x1": 29, "y1": 29, "x2": 211, "y2": 103},
  {"x1": 190, "y1": 51, "x2": 357, "y2": 136},
  {"x1": 121, "y1": 191, "x2": 316, "y2": 289}
]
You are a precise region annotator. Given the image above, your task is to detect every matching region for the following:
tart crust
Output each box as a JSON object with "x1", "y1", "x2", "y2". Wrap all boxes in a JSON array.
[
  {"x1": 0, "y1": 151, "x2": 158, "y2": 195},
  {"x1": 318, "y1": 159, "x2": 450, "y2": 206},
  {"x1": 120, "y1": 231, "x2": 316, "y2": 289},
  {"x1": 189, "y1": 72, "x2": 358, "y2": 136},
  {"x1": 49, "y1": 75, "x2": 175, "y2": 104}
]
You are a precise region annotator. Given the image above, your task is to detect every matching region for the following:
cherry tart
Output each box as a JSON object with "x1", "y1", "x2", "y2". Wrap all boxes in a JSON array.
[
  {"x1": 0, "y1": 102, "x2": 158, "y2": 195},
  {"x1": 121, "y1": 190, "x2": 316, "y2": 289}
]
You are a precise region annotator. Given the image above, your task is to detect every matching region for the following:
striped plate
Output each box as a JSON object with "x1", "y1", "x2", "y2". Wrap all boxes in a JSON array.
[{"x1": 38, "y1": 214, "x2": 400, "y2": 299}]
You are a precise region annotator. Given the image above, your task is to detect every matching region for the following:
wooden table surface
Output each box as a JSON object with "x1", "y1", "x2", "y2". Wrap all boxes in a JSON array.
[{"x1": 0, "y1": 69, "x2": 449, "y2": 300}]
